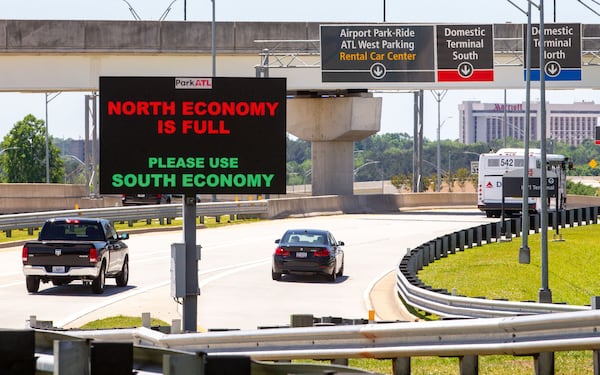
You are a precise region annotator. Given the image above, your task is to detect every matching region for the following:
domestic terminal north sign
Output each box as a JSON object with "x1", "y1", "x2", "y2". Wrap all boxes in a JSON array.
[
  {"x1": 523, "y1": 23, "x2": 581, "y2": 81},
  {"x1": 320, "y1": 24, "x2": 435, "y2": 83},
  {"x1": 99, "y1": 76, "x2": 287, "y2": 195}
]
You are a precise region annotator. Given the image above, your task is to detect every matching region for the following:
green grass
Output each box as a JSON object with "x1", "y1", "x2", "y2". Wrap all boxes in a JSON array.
[
  {"x1": 418, "y1": 225, "x2": 600, "y2": 305},
  {"x1": 79, "y1": 315, "x2": 169, "y2": 330}
]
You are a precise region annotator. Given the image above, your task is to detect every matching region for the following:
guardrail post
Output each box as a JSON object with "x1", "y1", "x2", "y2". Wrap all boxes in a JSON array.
[
  {"x1": 533, "y1": 214, "x2": 540, "y2": 233},
  {"x1": 503, "y1": 219, "x2": 512, "y2": 240},
  {"x1": 392, "y1": 357, "x2": 410, "y2": 375},
  {"x1": 466, "y1": 229, "x2": 474, "y2": 248},
  {"x1": 54, "y1": 339, "x2": 89, "y2": 375},
  {"x1": 4, "y1": 229, "x2": 11, "y2": 238},
  {"x1": 441, "y1": 236, "x2": 449, "y2": 258},
  {"x1": 435, "y1": 238, "x2": 442, "y2": 260},
  {"x1": 458, "y1": 230, "x2": 465, "y2": 251},
  {"x1": 577, "y1": 208, "x2": 583, "y2": 226},
  {"x1": 449, "y1": 233, "x2": 457, "y2": 254},
  {"x1": 163, "y1": 353, "x2": 205, "y2": 375},
  {"x1": 492, "y1": 222, "x2": 502, "y2": 242},
  {"x1": 475, "y1": 226, "x2": 482, "y2": 246},
  {"x1": 514, "y1": 217, "x2": 521, "y2": 238},
  {"x1": 142, "y1": 312, "x2": 151, "y2": 328},
  {"x1": 484, "y1": 223, "x2": 491, "y2": 244},
  {"x1": 205, "y1": 355, "x2": 250, "y2": 375},
  {"x1": 290, "y1": 314, "x2": 314, "y2": 327},
  {"x1": 593, "y1": 207, "x2": 599, "y2": 224},
  {"x1": 459, "y1": 355, "x2": 478, "y2": 375},
  {"x1": 569, "y1": 209, "x2": 575, "y2": 227},
  {"x1": 90, "y1": 342, "x2": 133, "y2": 375},
  {"x1": 592, "y1": 296, "x2": 600, "y2": 375},
  {"x1": 584, "y1": 207, "x2": 591, "y2": 225},
  {"x1": 0, "y1": 329, "x2": 35, "y2": 375},
  {"x1": 534, "y1": 352, "x2": 554, "y2": 375},
  {"x1": 423, "y1": 245, "x2": 430, "y2": 266}
]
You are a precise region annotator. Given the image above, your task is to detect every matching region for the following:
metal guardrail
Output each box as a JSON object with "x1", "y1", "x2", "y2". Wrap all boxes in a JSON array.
[
  {"x1": 396, "y1": 206, "x2": 599, "y2": 318},
  {"x1": 29, "y1": 308, "x2": 600, "y2": 373},
  {"x1": 0, "y1": 201, "x2": 268, "y2": 233}
]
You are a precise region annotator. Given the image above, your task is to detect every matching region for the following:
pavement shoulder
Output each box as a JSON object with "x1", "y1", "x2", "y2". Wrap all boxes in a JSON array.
[{"x1": 369, "y1": 271, "x2": 420, "y2": 322}]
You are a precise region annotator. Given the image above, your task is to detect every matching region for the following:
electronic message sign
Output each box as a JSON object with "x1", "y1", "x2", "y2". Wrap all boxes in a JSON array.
[
  {"x1": 320, "y1": 24, "x2": 435, "y2": 83},
  {"x1": 99, "y1": 77, "x2": 287, "y2": 195},
  {"x1": 523, "y1": 23, "x2": 581, "y2": 81},
  {"x1": 436, "y1": 24, "x2": 494, "y2": 82}
]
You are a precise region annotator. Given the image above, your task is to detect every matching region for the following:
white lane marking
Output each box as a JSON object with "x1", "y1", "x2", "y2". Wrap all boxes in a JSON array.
[{"x1": 55, "y1": 258, "x2": 270, "y2": 327}]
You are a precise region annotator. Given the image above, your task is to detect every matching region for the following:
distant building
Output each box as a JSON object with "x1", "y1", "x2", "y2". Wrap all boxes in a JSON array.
[{"x1": 459, "y1": 100, "x2": 600, "y2": 146}]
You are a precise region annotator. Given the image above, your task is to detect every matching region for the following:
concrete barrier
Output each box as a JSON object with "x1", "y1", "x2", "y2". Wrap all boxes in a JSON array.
[
  {"x1": 267, "y1": 193, "x2": 477, "y2": 218},
  {"x1": 0, "y1": 184, "x2": 121, "y2": 213},
  {"x1": 4, "y1": 182, "x2": 600, "y2": 218}
]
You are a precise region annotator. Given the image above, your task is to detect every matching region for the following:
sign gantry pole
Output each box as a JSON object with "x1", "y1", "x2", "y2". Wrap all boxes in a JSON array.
[{"x1": 538, "y1": 0, "x2": 552, "y2": 304}]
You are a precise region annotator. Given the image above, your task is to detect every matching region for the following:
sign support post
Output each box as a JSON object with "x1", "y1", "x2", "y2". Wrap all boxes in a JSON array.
[{"x1": 182, "y1": 195, "x2": 198, "y2": 332}]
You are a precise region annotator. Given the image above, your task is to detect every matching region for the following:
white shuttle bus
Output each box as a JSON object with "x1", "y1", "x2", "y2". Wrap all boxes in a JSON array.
[{"x1": 477, "y1": 148, "x2": 570, "y2": 218}]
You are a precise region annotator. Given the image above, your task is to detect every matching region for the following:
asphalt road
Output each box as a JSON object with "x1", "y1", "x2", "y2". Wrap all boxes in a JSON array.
[{"x1": 0, "y1": 210, "x2": 494, "y2": 331}]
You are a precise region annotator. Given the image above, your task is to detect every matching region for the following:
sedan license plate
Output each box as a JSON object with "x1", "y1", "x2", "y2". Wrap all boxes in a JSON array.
[
  {"x1": 295, "y1": 252, "x2": 307, "y2": 258},
  {"x1": 52, "y1": 266, "x2": 65, "y2": 273}
]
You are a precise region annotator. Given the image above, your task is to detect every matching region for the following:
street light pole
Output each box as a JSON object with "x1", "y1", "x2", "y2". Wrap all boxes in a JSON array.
[
  {"x1": 432, "y1": 90, "x2": 448, "y2": 192},
  {"x1": 45, "y1": 92, "x2": 61, "y2": 184},
  {"x1": 538, "y1": 0, "x2": 552, "y2": 304}
]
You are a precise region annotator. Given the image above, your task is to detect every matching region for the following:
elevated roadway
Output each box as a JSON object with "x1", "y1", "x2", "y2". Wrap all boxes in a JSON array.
[
  {"x1": 1, "y1": 20, "x2": 599, "y2": 196},
  {"x1": 1, "y1": 20, "x2": 599, "y2": 91}
]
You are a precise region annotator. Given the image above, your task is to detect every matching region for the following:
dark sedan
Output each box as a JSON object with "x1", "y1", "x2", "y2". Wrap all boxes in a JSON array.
[
  {"x1": 121, "y1": 193, "x2": 172, "y2": 205},
  {"x1": 271, "y1": 229, "x2": 344, "y2": 281}
]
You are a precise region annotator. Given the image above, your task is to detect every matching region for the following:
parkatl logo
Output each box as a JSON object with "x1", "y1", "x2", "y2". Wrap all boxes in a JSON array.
[
  {"x1": 175, "y1": 78, "x2": 212, "y2": 89},
  {"x1": 486, "y1": 181, "x2": 493, "y2": 188}
]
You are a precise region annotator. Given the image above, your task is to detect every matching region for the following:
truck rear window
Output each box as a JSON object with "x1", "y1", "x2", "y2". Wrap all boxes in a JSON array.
[{"x1": 40, "y1": 222, "x2": 104, "y2": 241}]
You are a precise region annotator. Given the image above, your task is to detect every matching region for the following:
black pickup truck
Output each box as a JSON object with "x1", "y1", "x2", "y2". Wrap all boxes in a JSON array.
[{"x1": 22, "y1": 218, "x2": 130, "y2": 294}]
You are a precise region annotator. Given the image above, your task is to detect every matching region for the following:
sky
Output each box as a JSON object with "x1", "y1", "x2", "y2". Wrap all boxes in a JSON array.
[{"x1": 0, "y1": 0, "x2": 599, "y2": 141}]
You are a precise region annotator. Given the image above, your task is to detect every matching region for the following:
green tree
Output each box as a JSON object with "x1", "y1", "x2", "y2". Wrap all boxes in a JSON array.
[{"x1": 0, "y1": 114, "x2": 64, "y2": 183}]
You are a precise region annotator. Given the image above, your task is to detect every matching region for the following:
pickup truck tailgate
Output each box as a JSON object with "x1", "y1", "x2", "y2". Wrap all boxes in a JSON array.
[{"x1": 24, "y1": 242, "x2": 94, "y2": 268}]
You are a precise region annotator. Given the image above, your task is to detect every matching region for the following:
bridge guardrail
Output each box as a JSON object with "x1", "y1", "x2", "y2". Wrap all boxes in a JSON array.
[{"x1": 24, "y1": 308, "x2": 600, "y2": 374}]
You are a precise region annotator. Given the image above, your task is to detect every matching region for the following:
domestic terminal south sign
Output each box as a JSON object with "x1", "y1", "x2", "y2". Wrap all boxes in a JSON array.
[
  {"x1": 99, "y1": 77, "x2": 287, "y2": 195},
  {"x1": 436, "y1": 24, "x2": 494, "y2": 82}
]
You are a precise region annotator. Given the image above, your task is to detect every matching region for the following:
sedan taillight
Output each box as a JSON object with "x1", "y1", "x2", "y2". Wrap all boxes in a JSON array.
[
  {"x1": 22, "y1": 246, "x2": 28, "y2": 263},
  {"x1": 314, "y1": 248, "x2": 330, "y2": 257},
  {"x1": 89, "y1": 247, "x2": 98, "y2": 263},
  {"x1": 274, "y1": 247, "x2": 290, "y2": 256}
]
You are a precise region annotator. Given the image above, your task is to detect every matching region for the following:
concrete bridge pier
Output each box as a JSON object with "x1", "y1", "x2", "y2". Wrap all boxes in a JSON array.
[{"x1": 287, "y1": 94, "x2": 382, "y2": 196}]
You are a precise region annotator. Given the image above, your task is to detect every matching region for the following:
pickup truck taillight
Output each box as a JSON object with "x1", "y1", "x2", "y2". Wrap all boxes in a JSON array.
[
  {"x1": 89, "y1": 247, "x2": 98, "y2": 263},
  {"x1": 22, "y1": 246, "x2": 28, "y2": 263}
]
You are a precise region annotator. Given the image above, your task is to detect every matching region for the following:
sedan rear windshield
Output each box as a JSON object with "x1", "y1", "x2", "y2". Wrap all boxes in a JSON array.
[{"x1": 283, "y1": 232, "x2": 327, "y2": 245}]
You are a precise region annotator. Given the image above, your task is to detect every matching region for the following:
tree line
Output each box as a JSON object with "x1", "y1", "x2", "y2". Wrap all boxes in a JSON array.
[
  {"x1": 286, "y1": 133, "x2": 600, "y2": 192},
  {"x1": 3, "y1": 114, "x2": 600, "y2": 190}
]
